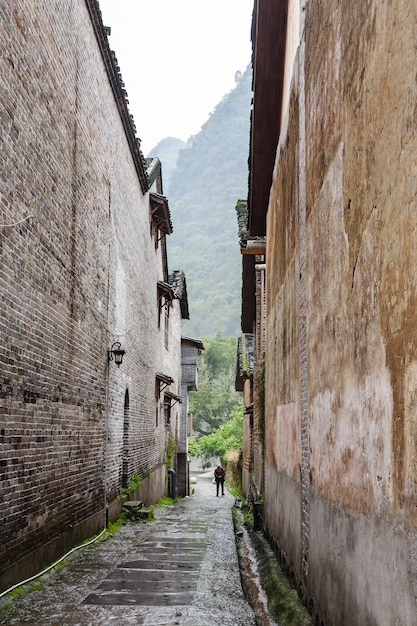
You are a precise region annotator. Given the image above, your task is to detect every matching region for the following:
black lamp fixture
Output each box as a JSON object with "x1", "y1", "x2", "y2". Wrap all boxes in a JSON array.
[{"x1": 108, "y1": 341, "x2": 126, "y2": 367}]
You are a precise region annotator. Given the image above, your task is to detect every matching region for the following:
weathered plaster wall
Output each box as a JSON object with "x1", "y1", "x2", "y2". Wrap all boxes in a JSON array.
[
  {"x1": 308, "y1": 494, "x2": 417, "y2": 623},
  {"x1": 264, "y1": 75, "x2": 303, "y2": 579},
  {"x1": 339, "y1": 0, "x2": 417, "y2": 525},
  {"x1": 308, "y1": 144, "x2": 393, "y2": 515},
  {"x1": 264, "y1": 0, "x2": 417, "y2": 622},
  {"x1": 280, "y1": 0, "x2": 301, "y2": 132}
]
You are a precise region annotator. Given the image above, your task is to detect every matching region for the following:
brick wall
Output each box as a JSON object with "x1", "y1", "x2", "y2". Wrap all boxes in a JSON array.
[{"x1": 0, "y1": 0, "x2": 182, "y2": 592}]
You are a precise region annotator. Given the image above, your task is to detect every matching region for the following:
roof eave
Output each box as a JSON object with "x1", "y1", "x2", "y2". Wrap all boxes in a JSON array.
[{"x1": 248, "y1": 0, "x2": 288, "y2": 236}]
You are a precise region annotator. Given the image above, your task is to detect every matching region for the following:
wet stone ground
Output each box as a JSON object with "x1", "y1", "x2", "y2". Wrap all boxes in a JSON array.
[{"x1": 0, "y1": 474, "x2": 276, "y2": 626}]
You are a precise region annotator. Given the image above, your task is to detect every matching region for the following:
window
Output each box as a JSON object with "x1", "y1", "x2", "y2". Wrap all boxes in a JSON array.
[
  {"x1": 164, "y1": 390, "x2": 182, "y2": 429},
  {"x1": 164, "y1": 397, "x2": 171, "y2": 426},
  {"x1": 155, "y1": 379, "x2": 160, "y2": 427},
  {"x1": 164, "y1": 302, "x2": 169, "y2": 349},
  {"x1": 155, "y1": 373, "x2": 174, "y2": 428}
]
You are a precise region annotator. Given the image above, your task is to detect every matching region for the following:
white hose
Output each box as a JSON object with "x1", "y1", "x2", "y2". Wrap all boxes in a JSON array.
[{"x1": 0, "y1": 528, "x2": 106, "y2": 600}]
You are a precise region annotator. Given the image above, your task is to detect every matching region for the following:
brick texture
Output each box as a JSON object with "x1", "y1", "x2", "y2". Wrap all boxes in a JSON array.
[{"x1": 0, "y1": 0, "x2": 182, "y2": 592}]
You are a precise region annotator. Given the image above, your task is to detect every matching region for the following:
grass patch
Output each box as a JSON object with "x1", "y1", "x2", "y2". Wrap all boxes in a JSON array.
[
  {"x1": 233, "y1": 496, "x2": 312, "y2": 626},
  {"x1": 153, "y1": 496, "x2": 178, "y2": 507},
  {"x1": 106, "y1": 518, "x2": 126, "y2": 535},
  {"x1": 242, "y1": 505, "x2": 254, "y2": 530},
  {"x1": 251, "y1": 531, "x2": 312, "y2": 626},
  {"x1": 0, "y1": 577, "x2": 44, "y2": 613},
  {"x1": 118, "y1": 473, "x2": 143, "y2": 500}
]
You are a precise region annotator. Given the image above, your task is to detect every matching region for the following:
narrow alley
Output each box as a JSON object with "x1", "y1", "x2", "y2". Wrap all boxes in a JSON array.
[{"x1": 0, "y1": 473, "x2": 261, "y2": 626}]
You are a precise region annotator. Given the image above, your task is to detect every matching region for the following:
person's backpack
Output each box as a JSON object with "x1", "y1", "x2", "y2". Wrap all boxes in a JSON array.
[{"x1": 215, "y1": 467, "x2": 225, "y2": 480}]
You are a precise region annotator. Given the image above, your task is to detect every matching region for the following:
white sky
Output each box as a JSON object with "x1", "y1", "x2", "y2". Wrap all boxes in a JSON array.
[{"x1": 99, "y1": 0, "x2": 253, "y2": 155}]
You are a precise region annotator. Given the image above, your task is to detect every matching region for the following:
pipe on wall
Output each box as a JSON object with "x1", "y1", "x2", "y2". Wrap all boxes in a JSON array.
[{"x1": 168, "y1": 468, "x2": 176, "y2": 499}]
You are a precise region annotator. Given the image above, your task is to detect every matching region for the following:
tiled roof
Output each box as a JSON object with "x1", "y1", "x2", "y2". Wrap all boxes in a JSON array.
[
  {"x1": 86, "y1": 0, "x2": 149, "y2": 194},
  {"x1": 181, "y1": 337, "x2": 205, "y2": 351},
  {"x1": 150, "y1": 193, "x2": 173, "y2": 235}
]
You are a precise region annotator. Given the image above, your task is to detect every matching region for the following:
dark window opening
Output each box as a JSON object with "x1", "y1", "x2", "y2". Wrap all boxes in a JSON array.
[
  {"x1": 164, "y1": 398, "x2": 171, "y2": 426},
  {"x1": 122, "y1": 389, "x2": 130, "y2": 488},
  {"x1": 164, "y1": 303, "x2": 169, "y2": 349}
]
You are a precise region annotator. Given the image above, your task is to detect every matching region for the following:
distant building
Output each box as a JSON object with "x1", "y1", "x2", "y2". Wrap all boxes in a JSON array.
[
  {"x1": 0, "y1": 0, "x2": 187, "y2": 593},
  {"x1": 178, "y1": 337, "x2": 205, "y2": 497},
  {"x1": 239, "y1": 0, "x2": 417, "y2": 623}
]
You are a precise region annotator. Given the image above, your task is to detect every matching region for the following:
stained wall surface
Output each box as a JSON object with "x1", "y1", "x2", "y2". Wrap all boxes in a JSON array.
[
  {"x1": 264, "y1": 0, "x2": 417, "y2": 622},
  {"x1": 0, "y1": 0, "x2": 181, "y2": 592}
]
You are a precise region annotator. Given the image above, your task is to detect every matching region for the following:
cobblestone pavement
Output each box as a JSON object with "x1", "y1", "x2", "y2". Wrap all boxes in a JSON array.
[{"x1": 0, "y1": 473, "x2": 256, "y2": 625}]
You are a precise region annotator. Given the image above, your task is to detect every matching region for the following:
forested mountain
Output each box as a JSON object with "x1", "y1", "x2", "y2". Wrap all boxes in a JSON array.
[
  {"x1": 149, "y1": 66, "x2": 252, "y2": 339},
  {"x1": 148, "y1": 136, "x2": 185, "y2": 196}
]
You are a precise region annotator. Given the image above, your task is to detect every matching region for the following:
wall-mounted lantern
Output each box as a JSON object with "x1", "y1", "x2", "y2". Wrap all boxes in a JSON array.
[{"x1": 108, "y1": 342, "x2": 126, "y2": 367}]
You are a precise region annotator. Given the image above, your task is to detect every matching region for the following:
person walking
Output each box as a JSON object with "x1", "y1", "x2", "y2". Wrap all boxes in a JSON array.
[{"x1": 214, "y1": 465, "x2": 225, "y2": 496}]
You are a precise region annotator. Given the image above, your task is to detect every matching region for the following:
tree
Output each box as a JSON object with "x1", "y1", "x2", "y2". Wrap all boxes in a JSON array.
[
  {"x1": 190, "y1": 333, "x2": 241, "y2": 436},
  {"x1": 197, "y1": 403, "x2": 243, "y2": 467}
]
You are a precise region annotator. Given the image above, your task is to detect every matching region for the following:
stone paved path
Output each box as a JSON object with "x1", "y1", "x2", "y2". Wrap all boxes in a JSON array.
[{"x1": 0, "y1": 473, "x2": 256, "y2": 625}]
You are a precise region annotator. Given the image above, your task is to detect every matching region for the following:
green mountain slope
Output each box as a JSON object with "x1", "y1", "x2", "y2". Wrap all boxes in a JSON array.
[
  {"x1": 148, "y1": 137, "x2": 186, "y2": 196},
  {"x1": 150, "y1": 67, "x2": 252, "y2": 339}
]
